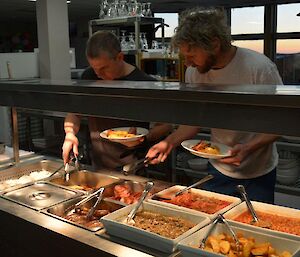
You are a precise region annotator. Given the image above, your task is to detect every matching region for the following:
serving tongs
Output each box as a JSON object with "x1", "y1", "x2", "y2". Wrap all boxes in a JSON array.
[
  {"x1": 64, "y1": 153, "x2": 82, "y2": 182},
  {"x1": 200, "y1": 213, "x2": 240, "y2": 250},
  {"x1": 236, "y1": 185, "x2": 271, "y2": 228},
  {"x1": 122, "y1": 153, "x2": 159, "y2": 176},
  {"x1": 86, "y1": 187, "x2": 105, "y2": 220},
  {"x1": 153, "y1": 174, "x2": 214, "y2": 200},
  {"x1": 125, "y1": 181, "x2": 154, "y2": 225},
  {"x1": 63, "y1": 187, "x2": 105, "y2": 215}
]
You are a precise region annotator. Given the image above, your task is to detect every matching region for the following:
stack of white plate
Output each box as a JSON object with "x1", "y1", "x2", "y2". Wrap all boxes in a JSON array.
[
  {"x1": 187, "y1": 158, "x2": 208, "y2": 171},
  {"x1": 276, "y1": 158, "x2": 300, "y2": 185}
]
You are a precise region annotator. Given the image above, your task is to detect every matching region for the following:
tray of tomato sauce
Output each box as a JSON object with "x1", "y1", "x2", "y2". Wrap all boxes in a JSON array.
[
  {"x1": 150, "y1": 185, "x2": 241, "y2": 219},
  {"x1": 223, "y1": 201, "x2": 300, "y2": 241}
]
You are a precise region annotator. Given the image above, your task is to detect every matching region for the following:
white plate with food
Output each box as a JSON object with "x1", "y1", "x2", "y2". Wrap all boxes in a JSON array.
[
  {"x1": 181, "y1": 140, "x2": 232, "y2": 159},
  {"x1": 100, "y1": 127, "x2": 149, "y2": 143}
]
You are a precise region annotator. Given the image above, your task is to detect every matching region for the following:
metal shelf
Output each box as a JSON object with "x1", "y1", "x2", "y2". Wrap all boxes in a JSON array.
[
  {"x1": 89, "y1": 16, "x2": 164, "y2": 26},
  {"x1": 89, "y1": 16, "x2": 165, "y2": 67},
  {"x1": 276, "y1": 141, "x2": 300, "y2": 153}
]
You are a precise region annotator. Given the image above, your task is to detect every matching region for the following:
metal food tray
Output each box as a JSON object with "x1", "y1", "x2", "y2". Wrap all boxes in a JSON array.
[
  {"x1": 178, "y1": 222, "x2": 300, "y2": 257},
  {"x1": 0, "y1": 159, "x2": 69, "y2": 194},
  {"x1": 1, "y1": 181, "x2": 82, "y2": 211},
  {"x1": 103, "y1": 180, "x2": 160, "y2": 206},
  {"x1": 100, "y1": 201, "x2": 210, "y2": 253},
  {"x1": 44, "y1": 196, "x2": 124, "y2": 232},
  {"x1": 223, "y1": 201, "x2": 300, "y2": 241},
  {"x1": 48, "y1": 170, "x2": 122, "y2": 193},
  {"x1": 149, "y1": 185, "x2": 241, "y2": 219}
]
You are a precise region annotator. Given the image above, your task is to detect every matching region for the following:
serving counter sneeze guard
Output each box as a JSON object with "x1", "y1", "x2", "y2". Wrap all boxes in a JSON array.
[
  {"x1": 0, "y1": 79, "x2": 300, "y2": 136},
  {"x1": 1, "y1": 79, "x2": 300, "y2": 257}
]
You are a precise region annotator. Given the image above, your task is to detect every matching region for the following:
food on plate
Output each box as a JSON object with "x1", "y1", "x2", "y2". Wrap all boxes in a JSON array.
[
  {"x1": 68, "y1": 185, "x2": 95, "y2": 191},
  {"x1": 201, "y1": 232, "x2": 292, "y2": 257},
  {"x1": 234, "y1": 210, "x2": 300, "y2": 236},
  {"x1": 192, "y1": 140, "x2": 221, "y2": 155},
  {"x1": 129, "y1": 211, "x2": 195, "y2": 239},
  {"x1": 161, "y1": 192, "x2": 231, "y2": 214},
  {"x1": 63, "y1": 206, "x2": 109, "y2": 229},
  {"x1": 106, "y1": 128, "x2": 137, "y2": 139},
  {"x1": 110, "y1": 184, "x2": 152, "y2": 204}
]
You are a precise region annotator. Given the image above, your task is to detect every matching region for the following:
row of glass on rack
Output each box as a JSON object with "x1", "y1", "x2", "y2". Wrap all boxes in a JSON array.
[
  {"x1": 120, "y1": 31, "x2": 159, "y2": 50},
  {"x1": 99, "y1": 0, "x2": 152, "y2": 19}
]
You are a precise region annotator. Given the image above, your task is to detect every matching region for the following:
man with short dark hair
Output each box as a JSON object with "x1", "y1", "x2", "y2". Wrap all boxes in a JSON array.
[
  {"x1": 146, "y1": 8, "x2": 283, "y2": 204},
  {"x1": 63, "y1": 31, "x2": 171, "y2": 170}
]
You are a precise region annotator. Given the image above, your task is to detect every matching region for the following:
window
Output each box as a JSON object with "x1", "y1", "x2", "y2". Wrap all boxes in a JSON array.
[
  {"x1": 277, "y1": 3, "x2": 300, "y2": 33},
  {"x1": 231, "y1": 7, "x2": 264, "y2": 35},
  {"x1": 232, "y1": 40, "x2": 264, "y2": 53},
  {"x1": 276, "y1": 4, "x2": 300, "y2": 84},
  {"x1": 154, "y1": 13, "x2": 178, "y2": 38},
  {"x1": 276, "y1": 39, "x2": 300, "y2": 84}
]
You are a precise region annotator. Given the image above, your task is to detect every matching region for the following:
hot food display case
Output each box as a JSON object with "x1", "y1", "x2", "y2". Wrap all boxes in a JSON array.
[{"x1": 0, "y1": 79, "x2": 300, "y2": 257}]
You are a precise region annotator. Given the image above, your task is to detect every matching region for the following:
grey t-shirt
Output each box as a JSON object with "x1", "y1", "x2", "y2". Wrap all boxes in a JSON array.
[
  {"x1": 185, "y1": 47, "x2": 283, "y2": 179},
  {"x1": 81, "y1": 67, "x2": 155, "y2": 169}
]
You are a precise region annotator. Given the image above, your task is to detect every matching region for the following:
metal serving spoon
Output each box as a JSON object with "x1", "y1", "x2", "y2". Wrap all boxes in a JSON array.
[{"x1": 153, "y1": 174, "x2": 214, "y2": 200}]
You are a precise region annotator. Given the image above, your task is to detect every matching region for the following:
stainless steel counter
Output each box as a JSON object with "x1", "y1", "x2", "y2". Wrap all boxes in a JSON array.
[
  {"x1": 0, "y1": 169, "x2": 175, "y2": 257},
  {"x1": 0, "y1": 79, "x2": 300, "y2": 136}
]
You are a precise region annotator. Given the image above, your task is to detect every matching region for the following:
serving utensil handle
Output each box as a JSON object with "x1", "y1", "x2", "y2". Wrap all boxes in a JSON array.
[
  {"x1": 49, "y1": 164, "x2": 64, "y2": 178},
  {"x1": 236, "y1": 184, "x2": 259, "y2": 223},
  {"x1": 200, "y1": 215, "x2": 219, "y2": 249},
  {"x1": 175, "y1": 174, "x2": 214, "y2": 196}
]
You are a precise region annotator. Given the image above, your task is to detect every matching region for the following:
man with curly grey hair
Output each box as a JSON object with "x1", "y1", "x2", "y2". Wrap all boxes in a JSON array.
[{"x1": 147, "y1": 8, "x2": 283, "y2": 204}]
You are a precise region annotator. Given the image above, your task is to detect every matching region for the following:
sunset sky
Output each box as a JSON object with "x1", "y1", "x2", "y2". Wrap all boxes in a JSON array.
[{"x1": 155, "y1": 3, "x2": 300, "y2": 54}]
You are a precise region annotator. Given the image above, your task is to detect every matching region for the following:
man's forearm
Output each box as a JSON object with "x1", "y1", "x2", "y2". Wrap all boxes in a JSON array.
[
  {"x1": 146, "y1": 123, "x2": 173, "y2": 142},
  {"x1": 64, "y1": 113, "x2": 82, "y2": 135},
  {"x1": 244, "y1": 134, "x2": 280, "y2": 154},
  {"x1": 165, "y1": 125, "x2": 200, "y2": 147}
]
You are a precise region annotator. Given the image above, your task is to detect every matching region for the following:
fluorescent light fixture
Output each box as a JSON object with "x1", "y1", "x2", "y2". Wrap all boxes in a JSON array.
[{"x1": 29, "y1": 0, "x2": 71, "y2": 3}]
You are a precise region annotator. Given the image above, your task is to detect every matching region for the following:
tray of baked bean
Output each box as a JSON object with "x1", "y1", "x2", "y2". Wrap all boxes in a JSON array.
[
  {"x1": 178, "y1": 221, "x2": 300, "y2": 257},
  {"x1": 150, "y1": 185, "x2": 241, "y2": 219},
  {"x1": 223, "y1": 201, "x2": 300, "y2": 241},
  {"x1": 100, "y1": 201, "x2": 210, "y2": 253}
]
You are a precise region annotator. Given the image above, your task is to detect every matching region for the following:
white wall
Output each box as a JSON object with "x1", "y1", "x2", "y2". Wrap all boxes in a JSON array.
[{"x1": 0, "y1": 52, "x2": 39, "y2": 79}]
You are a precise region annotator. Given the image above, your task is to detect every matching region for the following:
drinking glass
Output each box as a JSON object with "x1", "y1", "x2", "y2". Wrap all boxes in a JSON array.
[
  {"x1": 145, "y1": 2, "x2": 152, "y2": 17},
  {"x1": 118, "y1": 1, "x2": 128, "y2": 17},
  {"x1": 134, "y1": 2, "x2": 142, "y2": 16},
  {"x1": 151, "y1": 40, "x2": 159, "y2": 49},
  {"x1": 128, "y1": 33, "x2": 136, "y2": 50},
  {"x1": 141, "y1": 32, "x2": 148, "y2": 49},
  {"x1": 142, "y1": 3, "x2": 147, "y2": 17}
]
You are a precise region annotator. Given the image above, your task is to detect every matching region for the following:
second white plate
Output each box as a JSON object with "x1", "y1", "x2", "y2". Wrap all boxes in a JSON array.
[{"x1": 181, "y1": 139, "x2": 232, "y2": 159}]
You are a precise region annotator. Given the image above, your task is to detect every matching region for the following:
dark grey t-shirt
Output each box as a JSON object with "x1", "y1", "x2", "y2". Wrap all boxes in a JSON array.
[
  {"x1": 81, "y1": 66, "x2": 155, "y2": 169},
  {"x1": 81, "y1": 66, "x2": 156, "y2": 81}
]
